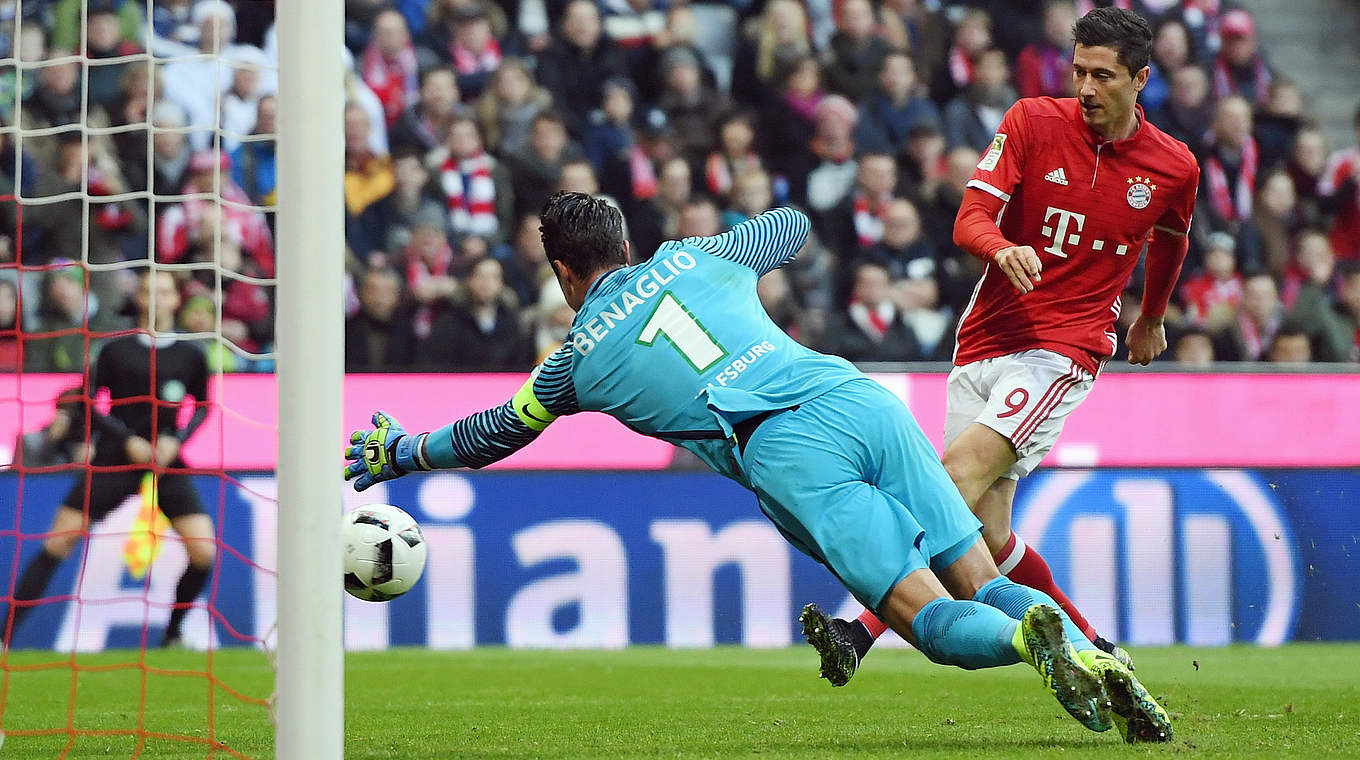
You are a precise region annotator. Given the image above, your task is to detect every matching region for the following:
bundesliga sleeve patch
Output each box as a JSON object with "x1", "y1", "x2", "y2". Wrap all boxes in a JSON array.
[{"x1": 977, "y1": 133, "x2": 1007, "y2": 171}]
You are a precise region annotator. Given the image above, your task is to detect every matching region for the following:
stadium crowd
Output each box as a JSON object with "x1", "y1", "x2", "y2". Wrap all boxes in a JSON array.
[{"x1": 0, "y1": 0, "x2": 1357, "y2": 374}]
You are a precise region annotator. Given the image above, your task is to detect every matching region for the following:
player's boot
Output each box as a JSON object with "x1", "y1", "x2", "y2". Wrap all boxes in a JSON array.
[
  {"x1": 1093, "y1": 635, "x2": 1136, "y2": 670},
  {"x1": 799, "y1": 603, "x2": 858, "y2": 687},
  {"x1": 1014, "y1": 605, "x2": 1112, "y2": 732},
  {"x1": 1078, "y1": 650, "x2": 1173, "y2": 743}
]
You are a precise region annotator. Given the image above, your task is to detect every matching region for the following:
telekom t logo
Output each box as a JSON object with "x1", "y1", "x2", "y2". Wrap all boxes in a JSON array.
[{"x1": 1040, "y1": 206, "x2": 1130, "y2": 258}]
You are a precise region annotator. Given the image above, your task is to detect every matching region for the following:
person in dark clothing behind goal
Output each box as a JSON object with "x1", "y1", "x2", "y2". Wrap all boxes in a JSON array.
[{"x1": 3, "y1": 269, "x2": 214, "y2": 648}]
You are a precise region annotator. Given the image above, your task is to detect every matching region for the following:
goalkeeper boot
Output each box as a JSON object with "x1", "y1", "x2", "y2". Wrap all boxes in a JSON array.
[
  {"x1": 1078, "y1": 650, "x2": 1173, "y2": 743},
  {"x1": 1093, "y1": 635, "x2": 1136, "y2": 670},
  {"x1": 1015, "y1": 605, "x2": 1112, "y2": 732},
  {"x1": 799, "y1": 603, "x2": 858, "y2": 687}
]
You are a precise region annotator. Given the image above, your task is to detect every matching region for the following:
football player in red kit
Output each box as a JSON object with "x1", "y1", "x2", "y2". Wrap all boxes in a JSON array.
[{"x1": 802, "y1": 9, "x2": 1195, "y2": 739}]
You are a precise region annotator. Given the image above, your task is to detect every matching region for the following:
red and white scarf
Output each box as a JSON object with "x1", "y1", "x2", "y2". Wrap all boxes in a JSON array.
[
  {"x1": 848, "y1": 298, "x2": 895, "y2": 341},
  {"x1": 1204, "y1": 137, "x2": 1257, "y2": 224},
  {"x1": 362, "y1": 41, "x2": 418, "y2": 126},
  {"x1": 705, "y1": 152, "x2": 761, "y2": 197},
  {"x1": 405, "y1": 243, "x2": 453, "y2": 339},
  {"x1": 853, "y1": 193, "x2": 889, "y2": 248},
  {"x1": 630, "y1": 145, "x2": 658, "y2": 199},
  {"x1": 440, "y1": 152, "x2": 499, "y2": 237},
  {"x1": 947, "y1": 46, "x2": 974, "y2": 89},
  {"x1": 1212, "y1": 54, "x2": 1271, "y2": 104},
  {"x1": 452, "y1": 37, "x2": 502, "y2": 77}
]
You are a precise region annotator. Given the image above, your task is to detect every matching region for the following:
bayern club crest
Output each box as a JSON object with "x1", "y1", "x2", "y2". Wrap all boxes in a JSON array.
[{"x1": 1126, "y1": 176, "x2": 1156, "y2": 209}]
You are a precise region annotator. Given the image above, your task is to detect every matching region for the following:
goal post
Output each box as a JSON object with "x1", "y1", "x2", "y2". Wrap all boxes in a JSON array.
[{"x1": 274, "y1": 1, "x2": 345, "y2": 757}]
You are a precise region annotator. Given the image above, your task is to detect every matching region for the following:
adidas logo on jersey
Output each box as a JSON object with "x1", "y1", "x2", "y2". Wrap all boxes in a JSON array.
[{"x1": 1044, "y1": 168, "x2": 1069, "y2": 186}]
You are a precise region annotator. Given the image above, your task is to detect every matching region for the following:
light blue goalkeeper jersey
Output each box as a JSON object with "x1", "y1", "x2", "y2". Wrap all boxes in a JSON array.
[{"x1": 422, "y1": 207, "x2": 864, "y2": 486}]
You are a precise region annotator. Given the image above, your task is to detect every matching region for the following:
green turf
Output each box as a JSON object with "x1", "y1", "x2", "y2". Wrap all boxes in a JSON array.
[{"x1": 0, "y1": 644, "x2": 1356, "y2": 758}]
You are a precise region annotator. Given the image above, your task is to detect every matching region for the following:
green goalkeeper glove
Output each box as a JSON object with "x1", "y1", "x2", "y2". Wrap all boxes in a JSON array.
[{"x1": 343, "y1": 411, "x2": 429, "y2": 492}]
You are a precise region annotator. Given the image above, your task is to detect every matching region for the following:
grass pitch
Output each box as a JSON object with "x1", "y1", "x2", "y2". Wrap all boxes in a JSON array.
[{"x1": 0, "y1": 644, "x2": 1356, "y2": 758}]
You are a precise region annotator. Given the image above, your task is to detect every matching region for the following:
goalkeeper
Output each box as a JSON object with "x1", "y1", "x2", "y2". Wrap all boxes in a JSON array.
[
  {"x1": 3, "y1": 269, "x2": 214, "y2": 649},
  {"x1": 346, "y1": 192, "x2": 1170, "y2": 741}
]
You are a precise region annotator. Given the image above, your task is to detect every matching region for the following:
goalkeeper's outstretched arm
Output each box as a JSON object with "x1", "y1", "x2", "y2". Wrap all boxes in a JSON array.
[{"x1": 344, "y1": 344, "x2": 579, "y2": 491}]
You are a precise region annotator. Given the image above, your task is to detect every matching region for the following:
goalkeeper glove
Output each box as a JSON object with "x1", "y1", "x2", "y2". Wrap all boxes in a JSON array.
[{"x1": 343, "y1": 411, "x2": 429, "y2": 492}]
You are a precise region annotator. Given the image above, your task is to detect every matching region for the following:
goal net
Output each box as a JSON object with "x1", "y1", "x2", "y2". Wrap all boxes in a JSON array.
[{"x1": 0, "y1": 1, "x2": 282, "y2": 756}]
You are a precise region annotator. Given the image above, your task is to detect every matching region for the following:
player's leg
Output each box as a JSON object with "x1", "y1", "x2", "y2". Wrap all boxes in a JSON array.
[
  {"x1": 4, "y1": 505, "x2": 86, "y2": 643},
  {"x1": 161, "y1": 471, "x2": 215, "y2": 647}
]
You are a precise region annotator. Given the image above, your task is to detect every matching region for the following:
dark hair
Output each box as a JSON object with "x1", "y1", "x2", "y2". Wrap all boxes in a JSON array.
[
  {"x1": 539, "y1": 191, "x2": 626, "y2": 278},
  {"x1": 1072, "y1": 7, "x2": 1152, "y2": 75}
]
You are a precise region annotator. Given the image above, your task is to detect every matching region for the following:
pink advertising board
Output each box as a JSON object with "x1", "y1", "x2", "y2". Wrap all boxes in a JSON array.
[{"x1": 2, "y1": 372, "x2": 1357, "y2": 470}]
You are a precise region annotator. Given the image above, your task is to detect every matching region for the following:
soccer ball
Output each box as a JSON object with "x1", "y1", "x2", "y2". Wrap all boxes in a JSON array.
[{"x1": 342, "y1": 504, "x2": 427, "y2": 602}]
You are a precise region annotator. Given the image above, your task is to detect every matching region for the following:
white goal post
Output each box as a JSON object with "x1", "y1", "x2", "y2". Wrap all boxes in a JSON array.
[{"x1": 275, "y1": 2, "x2": 345, "y2": 758}]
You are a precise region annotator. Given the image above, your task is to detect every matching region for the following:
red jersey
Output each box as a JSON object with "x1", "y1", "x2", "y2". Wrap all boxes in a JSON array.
[
  {"x1": 1319, "y1": 147, "x2": 1360, "y2": 261},
  {"x1": 954, "y1": 97, "x2": 1199, "y2": 374}
]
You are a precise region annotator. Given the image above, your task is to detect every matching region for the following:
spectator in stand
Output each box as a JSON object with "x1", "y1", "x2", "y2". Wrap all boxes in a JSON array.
[
  {"x1": 13, "y1": 385, "x2": 90, "y2": 469},
  {"x1": 914, "y1": 146, "x2": 978, "y2": 272},
  {"x1": 390, "y1": 67, "x2": 464, "y2": 159},
  {"x1": 821, "y1": 0, "x2": 891, "y2": 102},
  {"x1": 758, "y1": 52, "x2": 823, "y2": 206},
  {"x1": 878, "y1": 0, "x2": 951, "y2": 101},
  {"x1": 1288, "y1": 125, "x2": 1330, "y2": 229},
  {"x1": 1172, "y1": 326, "x2": 1216, "y2": 368},
  {"x1": 23, "y1": 50, "x2": 83, "y2": 140},
  {"x1": 417, "y1": 0, "x2": 510, "y2": 74},
  {"x1": 443, "y1": 3, "x2": 502, "y2": 101},
  {"x1": 160, "y1": 0, "x2": 257, "y2": 151},
  {"x1": 1228, "y1": 273, "x2": 1284, "y2": 362},
  {"x1": 822, "y1": 257, "x2": 923, "y2": 363},
  {"x1": 1016, "y1": 1, "x2": 1076, "y2": 101},
  {"x1": 1212, "y1": 9, "x2": 1271, "y2": 106},
  {"x1": 506, "y1": 109, "x2": 580, "y2": 222},
  {"x1": 703, "y1": 111, "x2": 763, "y2": 202},
  {"x1": 85, "y1": 0, "x2": 143, "y2": 112},
  {"x1": 583, "y1": 77, "x2": 638, "y2": 183},
  {"x1": 676, "y1": 195, "x2": 723, "y2": 239},
  {"x1": 1318, "y1": 105, "x2": 1360, "y2": 262},
  {"x1": 1255, "y1": 78, "x2": 1306, "y2": 173},
  {"x1": 629, "y1": 154, "x2": 691, "y2": 259},
  {"x1": 1141, "y1": 16, "x2": 1194, "y2": 116},
  {"x1": 383, "y1": 149, "x2": 444, "y2": 255},
  {"x1": 439, "y1": 114, "x2": 513, "y2": 244},
  {"x1": 530, "y1": 275, "x2": 575, "y2": 362},
  {"x1": 1245, "y1": 169, "x2": 1301, "y2": 277},
  {"x1": 231, "y1": 94, "x2": 278, "y2": 206},
  {"x1": 1282, "y1": 229, "x2": 1335, "y2": 313},
  {"x1": 854, "y1": 51, "x2": 942, "y2": 156},
  {"x1": 220, "y1": 45, "x2": 272, "y2": 153},
  {"x1": 934, "y1": 7, "x2": 991, "y2": 104},
  {"x1": 345, "y1": 267, "x2": 417, "y2": 371},
  {"x1": 942, "y1": 48, "x2": 1016, "y2": 153},
  {"x1": 423, "y1": 257, "x2": 531, "y2": 371},
  {"x1": 158, "y1": 150, "x2": 275, "y2": 281},
  {"x1": 344, "y1": 103, "x2": 397, "y2": 266},
  {"x1": 187, "y1": 228, "x2": 274, "y2": 354},
  {"x1": 107, "y1": 63, "x2": 157, "y2": 191},
  {"x1": 730, "y1": 0, "x2": 812, "y2": 109},
  {"x1": 536, "y1": 0, "x2": 627, "y2": 138},
  {"x1": 634, "y1": 4, "x2": 720, "y2": 100},
  {"x1": 821, "y1": 151, "x2": 897, "y2": 259},
  {"x1": 804, "y1": 95, "x2": 861, "y2": 216},
  {"x1": 1199, "y1": 96, "x2": 1259, "y2": 246},
  {"x1": 602, "y1": 0, "x2": 667, "y2": 67},
  {"x1": 474, "y1": 57, "x2": 552, "y2": 158},
  {"x1": 1180, "y1": 231, "x2": 1243, "y2": 331},
  {"x1": 149, "y1": 0, "x2": 195, "y2": 51},
  {"x1": 361, "y1": 8, "x2": 420, "y2": 129},
  {"x1": 149, "y1": 100, "x2": 192, "y2": 197},
  {"x1": 24, "y1": 263, "x2": 100, "y2": 373},
  {"x1": 52, "y1": 0, "x2": 144, "y2": 53},
  {"x1": 1267, "y1": 326, "x2": 1312, "y2": 364},
  {"x1": 500, "y1": 213, "x2": 551, "y2": 308},
  {"x1": 0, "y1": 278, "x2": 20, "y2": 371},
  {"x1": 1149, "y1": 64, "x2": 1213, "y2": 157},
  {"x1": 556, "y1": 159, "x2": 601, "y2": 197},
  {"x1": 1318, "y1": 263, "x2": 1360, "y2": 361},
  {"x1": 401, "y1": 206, "x2": 458, "y2": 341},
  {"x1": 657, "y1": 46, "x2": 733, "y2": 170},
  {"x1": 863, "y1": 197, "x2": 951, "y2": 358},
  {"x1": 342, "y1": 50, "x2": 390, "y2": 157},
  {"x1": 177, "y1": 294, "x2": 244, "y2": 373}
]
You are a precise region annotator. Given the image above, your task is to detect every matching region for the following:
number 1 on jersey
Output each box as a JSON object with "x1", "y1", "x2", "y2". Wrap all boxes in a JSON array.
[{"x1": 637, "y1": 292, "x2": 726, "y2": 372}]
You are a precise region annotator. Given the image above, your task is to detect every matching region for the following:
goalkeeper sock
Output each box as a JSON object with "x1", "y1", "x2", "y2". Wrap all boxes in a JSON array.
[
  {"x1": 6, "y1": 547, "x2": 63, "y2": 641},
  {"x1": 974, "y1": 575, "x2": 1095, "y2": 653},
  {"x1": 165, "y1": 566, "x2": 210, "y2": 641},
  {"x1": 910, "y1": 598, "x2": 1023, "y2": 670},
  {"x1": 994, "y1": 532, "x2": 1098, "y2": 642}
]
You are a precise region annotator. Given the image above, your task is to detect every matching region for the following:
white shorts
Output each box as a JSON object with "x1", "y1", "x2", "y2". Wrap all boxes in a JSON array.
[{"x1": 944, "y1": 349, "x2": 1095, "y2": 479}]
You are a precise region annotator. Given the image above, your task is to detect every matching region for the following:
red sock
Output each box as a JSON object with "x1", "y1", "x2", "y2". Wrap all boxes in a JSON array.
[
  {"x1": 856, "y1": 608, "x2": 889, "y2": 639},
  {"x1": 994, "y1": 532, "x2": 1098, "y2": 642}
]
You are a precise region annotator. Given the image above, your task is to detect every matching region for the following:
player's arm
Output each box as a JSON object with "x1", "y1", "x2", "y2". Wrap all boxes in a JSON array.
[
  {"x1": 1128, "y1": 163, "x2": 1200, "y2": 365},
  {"x1": 677, "y1": 206, "x2": 810, "y2": 276},
  {"x1": 343, "y1": 344, "x2": 580, "y2": 491},
  {"x1": 952, "y1": 102, "x2": 1040, "y2": 294}
]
